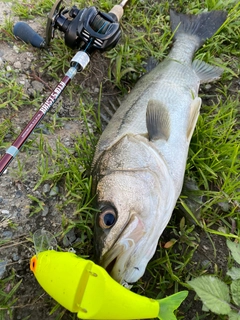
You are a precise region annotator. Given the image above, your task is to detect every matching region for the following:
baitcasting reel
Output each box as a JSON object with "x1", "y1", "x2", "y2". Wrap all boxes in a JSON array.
[
  {"x1": 46, "y1": 0, "x2": 122, "y2": 53},
  {"x1": 14, "y1": 0, "x2": 124, "y2": 55}
]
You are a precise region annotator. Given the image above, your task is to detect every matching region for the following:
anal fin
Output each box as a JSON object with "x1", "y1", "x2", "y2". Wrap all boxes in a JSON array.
[
  {"x1": 187, "y1": 97, "x2": 201, "y2": 141},
  {"x1": 146, "y1": 100, "x2": 170, "y2": 141}
]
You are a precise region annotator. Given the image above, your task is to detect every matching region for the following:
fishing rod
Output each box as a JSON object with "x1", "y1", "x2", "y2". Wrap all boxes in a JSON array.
[{"x1": 0, "y1": 0, "x2": 129, "y2": 176}]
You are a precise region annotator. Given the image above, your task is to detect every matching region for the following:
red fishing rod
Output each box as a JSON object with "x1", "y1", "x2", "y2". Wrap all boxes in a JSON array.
[{"x1": 0, "y1": 0, "x2": 128, "y2": 176}]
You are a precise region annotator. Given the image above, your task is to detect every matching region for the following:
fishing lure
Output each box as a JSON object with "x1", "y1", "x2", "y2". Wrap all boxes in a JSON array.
[{"x1": 30, "y1": 230, "x2": 187, "y2": 319}]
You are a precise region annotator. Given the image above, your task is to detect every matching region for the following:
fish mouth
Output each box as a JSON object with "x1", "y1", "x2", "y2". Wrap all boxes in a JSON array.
[
  {"x1": 106, "y1": 257, "x2": 117, "y2": 274},
  {"x1": 100, "y1": 214, "x2": 145, "y2": 286}
]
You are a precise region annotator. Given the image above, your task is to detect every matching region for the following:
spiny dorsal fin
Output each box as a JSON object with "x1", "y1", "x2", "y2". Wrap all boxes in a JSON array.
[
  {"x1": 192, "y1": 59, "x2": 224, "y2": 84},
  {"x1": 100, "y1": 97, "x2": 121, "y2": 128},
  {"x1": 187, "y1": 97, "x2": 201, "y2": 141},
  {"x1": 146, "y1": 100, "x2": 170, "y2": 141}
]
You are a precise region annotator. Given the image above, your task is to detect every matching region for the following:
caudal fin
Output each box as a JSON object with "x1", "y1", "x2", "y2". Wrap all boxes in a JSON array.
[{"x1": 170, "y1": 9, "x2": 227, "y2": 48}]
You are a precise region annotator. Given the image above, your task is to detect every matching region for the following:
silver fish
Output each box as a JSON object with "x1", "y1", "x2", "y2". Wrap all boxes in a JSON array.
[{"x1": 92, "y1": 9, "x2": 227, "y2": 286}]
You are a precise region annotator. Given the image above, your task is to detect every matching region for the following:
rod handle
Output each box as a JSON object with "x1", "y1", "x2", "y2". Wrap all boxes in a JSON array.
[{"x1": 109, "y1": 5, "x2": 124, "y2": 21}]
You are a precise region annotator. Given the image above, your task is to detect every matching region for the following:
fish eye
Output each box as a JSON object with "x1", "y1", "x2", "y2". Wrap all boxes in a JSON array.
[{"x1": 99, "y1": 207, "x2": 117, "y2": 229}]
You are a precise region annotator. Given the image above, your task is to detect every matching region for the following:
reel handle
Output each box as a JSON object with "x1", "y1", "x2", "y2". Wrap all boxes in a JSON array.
[{"x1": 13, "y1": 22, "x2": 46, "y2": 48}]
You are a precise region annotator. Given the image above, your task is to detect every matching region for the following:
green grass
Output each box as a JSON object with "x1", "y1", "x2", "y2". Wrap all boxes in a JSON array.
[
  {"x1": 0, "y1": 70, "x2": 28, "y2": 111},
  {"x1": 0, "y1": 0, "x2": 239, "y2": 319},
  {"x1": 0, "y1": 272, "x2": 22, "y2": 320},
  {"x1": 185, "y1": 97, "x2": 240, "y2": 224},
  {"x1": 12, "y1": 0, "x2": 53, "y2": 19}
]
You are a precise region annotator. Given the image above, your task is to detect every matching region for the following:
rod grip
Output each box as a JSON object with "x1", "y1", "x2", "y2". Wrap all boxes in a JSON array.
[{"x1": 109, "y1": 5, "x2": 124, "y2": 21}]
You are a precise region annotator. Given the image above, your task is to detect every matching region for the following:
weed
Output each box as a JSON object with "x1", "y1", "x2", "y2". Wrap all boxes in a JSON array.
[
  {"x1": 0, "y1": 272, "x2": 22, "y2": 320},
  {"x1": 12, "y1": 0, "x2": 53, "y2": 19},
  {"x1": 188, "y1": 240, "x2": 240, "y2": 319},
  {"x1": 0, "y1": 70, "x2": 27, "y2": 111}
]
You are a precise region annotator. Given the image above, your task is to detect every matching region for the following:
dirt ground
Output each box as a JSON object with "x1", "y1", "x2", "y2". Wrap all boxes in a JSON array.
[{"x1": 0, "y1": 1, "x2": 239, "y2": 320}]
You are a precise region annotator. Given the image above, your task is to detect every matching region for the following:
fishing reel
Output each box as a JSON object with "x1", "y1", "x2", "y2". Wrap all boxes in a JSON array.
[
  {"x1": 46, "y1": 0, "x2": 121, "y2": 53},
  {"x1": 14, "y1": 0, "x2": 122, "y2": 55}
]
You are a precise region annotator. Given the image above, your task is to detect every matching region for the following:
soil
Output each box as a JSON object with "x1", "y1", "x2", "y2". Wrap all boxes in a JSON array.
[{"x1": 0, "y1": 2, "x2": 239, "y2": 320}]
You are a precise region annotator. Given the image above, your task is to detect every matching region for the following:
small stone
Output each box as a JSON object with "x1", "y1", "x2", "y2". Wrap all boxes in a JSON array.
[
  {"x1": 31, "y1": 80, "x2": 44, "y2": 93},
  {"x1": 0, "y1": 261, "x2": 8, "y2": 279},
  {"x1": 218, "y1": 201, "x2": 230, "y2": 212},
  {"x1": 27, "y1": 88, "x2": 36, "y2": 98},
  {"x1": 35, "y1": 124, "x2": 50, "y2": 135},
  {"x1": 64, "y1": 124, "x2": 72, "y2": 130},
  {"x1": 205, "y1": 84, "x2": 212, "y2": 90},
  {"x1": 2, "y1": 230, "x2": 13, "y2": 238},
  {"x1": 49, "y1": 186, "x2": 59, "y2": 196},
  {"x1": 42, "y1": 184, "x2": 50, "y2": 193},
  {"x1": 1, "y1": 209, "x2": 10, "y2": 215},
  {"x1": 5, "y1": 133, "x2": 12, "y2": 139},
  {"x1": 26, "y1": 51, "x2": 34, "y2": 59},
  {"x1": 6, "y1": 65, "x2": 11, "y2": 72},
  {"x1": 201, "y1": 260, "x2": 211, "y2": 268},
  {"x1": 13, "y1": 61, "x2": 21, "y2": 69},
  {"x1": 64, "y1": 139, "x2": 70, "y2": 147},
  {"x1": 12, "y1": 253, "x2": 19, "y2": 262},
  {"x1": 13, "y1": 45, "x2": 20, "y2": 53},
  {"x1": 63, "y1": 229, "x2": 77, "y2": 247},
  {"x1": 15, "y1": 190, "x2": 23, "y2": 198},
  {"x1": 0, "y1": 196, "x2": 3, "y2": 203},
  {"x1": 41, "y1": 206, "x2": 49, "y2": 217},
  {"x1": 33, "y1": 190, "x2": 41, "y2": 198}
]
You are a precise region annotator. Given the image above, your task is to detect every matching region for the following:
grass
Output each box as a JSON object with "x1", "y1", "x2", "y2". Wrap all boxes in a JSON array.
[
  {"x1": 0, "y1": 69, "x2": 29, "y2": 111},
  {"x1": 0, "y1": 272, "x2": 22, "y2": 320},
  {"x1": 0, "y1": 0, "x2": 239, "y2": 319},
  {"x1": 12, "y1": 0, "x2": 53, "y2": 19}
]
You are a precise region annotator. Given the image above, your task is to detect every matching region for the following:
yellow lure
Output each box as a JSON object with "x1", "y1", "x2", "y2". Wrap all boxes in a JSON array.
[{"x1": 30, "y1": 250, "x2": 159, "y2": 319}]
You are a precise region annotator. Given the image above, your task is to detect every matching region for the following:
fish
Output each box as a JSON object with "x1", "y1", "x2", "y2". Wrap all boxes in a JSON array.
[{"x1": 91, "y1": 9, "x2": 227, "y2": 287}]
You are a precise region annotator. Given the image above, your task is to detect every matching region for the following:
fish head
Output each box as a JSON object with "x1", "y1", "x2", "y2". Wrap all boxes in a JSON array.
[{"x1": 93, "y1": 136, "x2": 176, "y2": 286}]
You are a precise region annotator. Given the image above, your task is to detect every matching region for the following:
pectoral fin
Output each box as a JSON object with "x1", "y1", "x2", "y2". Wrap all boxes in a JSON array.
[
  {"x1": 187, "y1": 97, "x2": 201, "y2": 141},
  {"x1": 146, "y1": 100, "x2": 170, "y2": 141}
]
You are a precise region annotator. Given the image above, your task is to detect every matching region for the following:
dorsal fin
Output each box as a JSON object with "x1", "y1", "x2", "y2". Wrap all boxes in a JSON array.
[{"x1": 146, "y1": 100, "x2": 170, "y2": 141}]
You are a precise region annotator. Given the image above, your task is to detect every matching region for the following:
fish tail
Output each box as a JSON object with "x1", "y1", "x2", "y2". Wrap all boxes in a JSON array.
[{"x1": 170, "y1": 9, "x2": 227, "y2": 49}]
